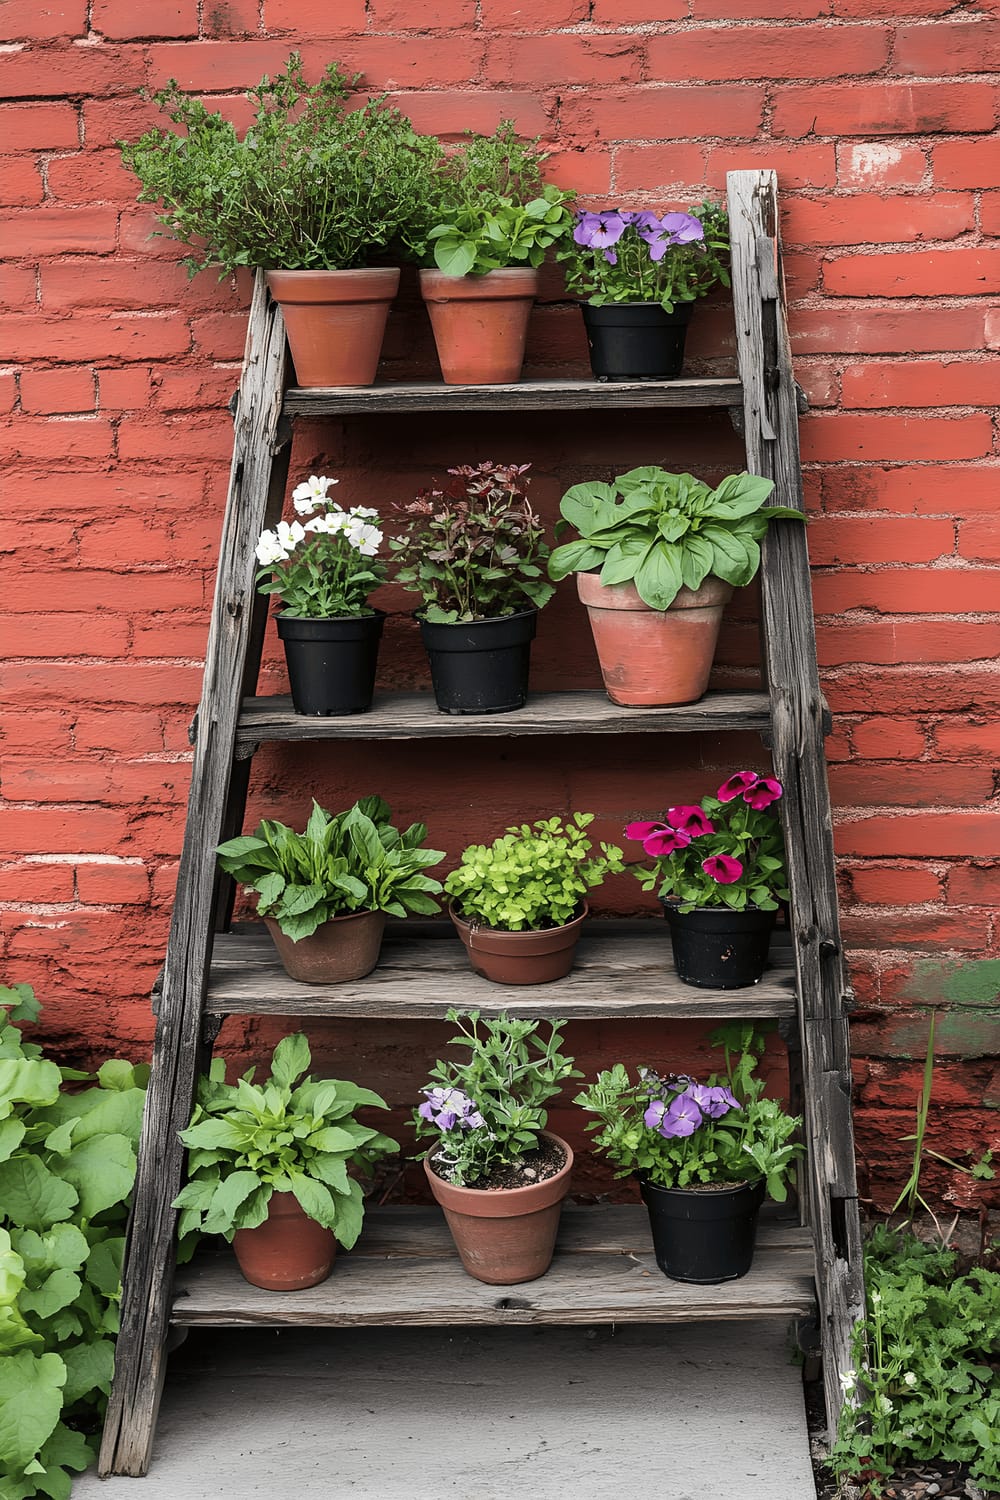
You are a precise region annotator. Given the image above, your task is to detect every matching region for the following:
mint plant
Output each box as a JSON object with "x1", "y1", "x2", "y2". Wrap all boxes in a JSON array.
[
  {"x1": 559, "y1": 201, "x2": 730, "y2": 312},
  {"x1": 444, "y1": 813, "x2": 625, "y2": 931},
  {"x1": 217, "y1": 795, "x2": 444, "y2": 941},
  {"x1": 414, "y1": 1010, "x2": 580, "y2": 1186}
]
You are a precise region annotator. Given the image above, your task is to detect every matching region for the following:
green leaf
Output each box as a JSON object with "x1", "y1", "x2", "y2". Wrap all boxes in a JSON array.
[
  {"x1": 287, "y1": 1176, "x2": 338, "y2": 1233},
  {"x1": 0, "y1": 984, "x2": 41, "y2": 1024},
  {"x1": 0, "y1": 1058, "x2": 62, "y2": 1116},
  {"x1": 433, "y1": 239, "x2": 476, "y2": 277},
  {"x1": 0, "y1": 1118, "x2": 26, "y2": 1164},
  {"x1": 202, "y1": 1170, "x2": 263, "y2": 1236},
  {"x1": 60, "y1": 1337, "x2": 115, "y2": 1405},
  {"x1": 60, "y1": 1135, "x2": 136, "y2": 1220},
  {"x1": 82, "y1": 1238, "x2": 124, "y2": 1297},
  {"x1": 19, "y1": 1269, "x2": 82, "y2": 1321},
  {"x1": 0, "y1": 1350, "x2": 66, "y2": 1469},
  {"x1": 634, "y1": 543, "x2": 684, "y2": 610},
  {"x1": 0, "y1": 1157, "x2": 77, "y2": 1230},
  {"x1": 270, "y1": 1033, "x2": 310, "y2": 1090}
]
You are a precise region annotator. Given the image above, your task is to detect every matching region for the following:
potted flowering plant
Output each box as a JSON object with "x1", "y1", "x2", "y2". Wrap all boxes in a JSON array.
[
  {"x1": 416, "y1": 124, "x2": 573, "y2": 384},
  {"x1": 391, "y1": 461, "x2": 554, "y2": 714},
  {"x1": 216, "y1": 795, "x2": 444, "y2": 983},
  {"x1": 444, "y1": 813, "x2": 625, "y2": 985},
  {"x1": 256, "y1": 473, "x2": 386, "y2": 716},
  {"x1": 626, "y1": 770, "x2": 790, "y2": 989},
  {"x1": 558, "y1": 201, "x2": 729, "y2": 381},
  {"x1": 548, "y1": 464, "x2": 802, "y2": 706},
  {"x1": 414, "y1": 1009, "x2": 580, "y2": 1284},
  {"x1": 576, "y1": 1022, "x2": 802, "y2": 1282},
  {"x1": 173, "y1": 1033, "x2": 398, "y2": 1290},
  {"x1": 121, "y1": 55, "x2": 442, "y2": 386}
]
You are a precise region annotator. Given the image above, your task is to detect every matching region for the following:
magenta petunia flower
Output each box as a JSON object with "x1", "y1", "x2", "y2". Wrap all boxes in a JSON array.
[
  {"x1": 744, "y1": 776, "x2": 782, "y2": 810},
  {"x1": 702, "y1": 854, "x2": 744, "y2": 884},
  {"x1": 717, "y1": 771, "x2": 760, "y2": 803},
  {"x1": 625, "y1": 821, "x2": 666, "y2": 841},
  {"x1": 644, "y1": 826, "x2": 692, "y2": 857},
  {"x1": 667, "y1": 805, "x2": 715, "y2": 838}
]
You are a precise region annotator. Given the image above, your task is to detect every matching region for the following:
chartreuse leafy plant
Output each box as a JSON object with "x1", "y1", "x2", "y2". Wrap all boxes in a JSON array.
[
  {"x1": 172, "y1": 1034, "x2": 397, "y2": 1260},
  {"x1": 548, "y1": 466, "x2": 803, "y2": 611},
  {"x1": 0, "y1": 982, "x2": 148, "y2": 1500},
  {"x1": 576, "y1": 1022, "x2": 801, "y2": 1199},
  {"x1": 414, "y1": 1010, "x2": 580, "y2": 1187},
  {"x1": 216, "y1": 795, "x2": 444, "y2": 941},
  {"x1": 444, "y1": 814, "x2": 625, "y2": 932}
]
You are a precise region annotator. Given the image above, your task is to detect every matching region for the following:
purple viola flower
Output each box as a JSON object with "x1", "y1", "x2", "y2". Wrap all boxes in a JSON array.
[
  {"x1": 660, "y1": 211, "x2": 705, "y2": 245},
  {"x1": 702, "y1": 854, "x2": 744, "y2": 884},
  {"x1": 632, "y1": 210, "x2": 663, "y2": 238},
  {"x1": 744, "y1": 776, "x2": 783, "y2": 810},
  {"x1": 574, "y1": 210, "x2": 628, "y2": 250},
  {"x1": 667, "y1": 805, "x2": 715, "y2": 838},
  {"x1": 644, "y1": 1099, "x2": 669, "y2": 1130},
  {"x1": 718, "y1": 771, "x2": 760, "y2": 803},
  {"x1": 657, "y1": 1091, "x2": 704, "y2": 1139},
  {"x1": 688, "y1": 1083, "x2": 741, "y2": 1119},
  {"x1": 418, "y1": 1086, "x2": 482, "y2": 1132}
]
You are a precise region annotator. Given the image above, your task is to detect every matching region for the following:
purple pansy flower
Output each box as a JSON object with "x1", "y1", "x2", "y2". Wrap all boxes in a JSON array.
[
  {"x1": 418, "y1": 1086, "x2": 483, "y2": 1132},
  {"x1": 666, "y1": 805, "x2": 715, "y2": 838},
  {"x1": 687, "y1": 1083, "x2": 741, "y2": 1119},
  {"x1": 573, "y1": 210, "x2": 628, "y2": 250},
  {"x1": 718, "y1": 771, "x2": 760, "y2": 803},
  {"x1": 702, "y1": 854, "x2": 744, "y2": 884},
  {"x1": 660, "y1": 211, "x2": 705, "y2": 245},
  {"x1": 744, "y1": 776, "x2": 783, "y2": 810},
  {"x1": 644, "y1": 1099, "x2": 669, "y2": 1130},
  {"x1": 657, "y1": 1091, "x2": 704, "y2": 1138}
]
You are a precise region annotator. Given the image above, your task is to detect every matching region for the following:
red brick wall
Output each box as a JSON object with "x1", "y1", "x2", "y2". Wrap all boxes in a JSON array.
[{"x1": 1, "y1": 1, "x2": 998, "y2": 1213}]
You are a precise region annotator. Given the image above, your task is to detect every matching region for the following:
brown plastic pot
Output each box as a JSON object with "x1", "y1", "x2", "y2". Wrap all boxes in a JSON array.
[
  {"x1": 576, "y1": 572, "x2": 734, "y2": 707},
  {"x1": 424, "y1": 1131, "x2": 574, "y2": 1284},
  {"x1": 231, "y1": 1191, "x2": 336, "y2": 1291},
  {"x1": 419, "y1": 267, "x2": 538, "y2": 384},
  {"x1": 266, "y1": 268, "x2": 400, "y2": 388},
  {"x1": 449, "y1": 903, "x2": 587, "y2": 985},
  {"x1": 263, "y1": 910, "x2": 386, "y2": 984}
]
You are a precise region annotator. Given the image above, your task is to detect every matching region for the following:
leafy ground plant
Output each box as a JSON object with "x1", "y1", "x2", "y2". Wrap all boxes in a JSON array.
[{"x1": 0, "y1": 982, "x2": 148, "y2": 1500}]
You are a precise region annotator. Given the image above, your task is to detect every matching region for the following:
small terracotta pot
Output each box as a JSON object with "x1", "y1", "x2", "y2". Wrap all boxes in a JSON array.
[
  {"x1": 576, "y1": 572, "x2": 734, "y2": 707},
  {"x1": 449, "y1": 903, "x2": 587, "y2": 985},
  {"x1": 419, "y1": 267, "x2": 538, "y2": 384},
  {"x1": 266, "y1": 267, "x2": 400, "y2": 388},
  {"x1": 424, "y1": 1131, "x2": 573, "y2": 1285},
  {"x1": 263, "y1": 910, "x2": 386, "y2": 984},
  {"x1": 232, "y1": 1191, "x2": 336, "y2": 1291}
]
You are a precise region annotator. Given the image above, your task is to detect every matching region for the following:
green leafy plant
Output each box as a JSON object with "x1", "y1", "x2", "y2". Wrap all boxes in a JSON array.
[
  {"x1": 413, "y1": 1010, "x2": 580, "y2": 1186},
  {"x1": 444, "y1": 813, "x2": 625, "y2": 931},
  {"x1": 576, "y1": 1022, "x2": 801, "y2": 1200},
  {"x1": 0, "y1": 982, "x2": 148, "y2": 1500},
  {"x1": 255, "y1": 474, "x2": 386, "y2": 619},
  {"x1": 121, "y1": 53, "x2": 442, "y2": 275},
  {"x1": 391, "y1": 462, "x2": 554, "y2": 624},
  {"x1": 216, "y1": 795, "x2": 445, "y2": 941},
  {"x1": 548, "y1": 466, "x2": 804, "y2": 611},
  {"x1": 559, "y1": 201, "x2": 730, "y2": 311},
  {"x1": 172, "y1": 1033, "x2": 397, "y2": 1260}
]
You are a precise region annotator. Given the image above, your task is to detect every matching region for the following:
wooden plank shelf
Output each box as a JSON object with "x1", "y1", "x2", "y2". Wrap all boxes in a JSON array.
[
  {"x1": 207, "y1": 923, "x2": 798, "y2": 1020},
  {"x1": 172, "y1": 1206, "x2": 815, "y2": 1328},
  {"x1": 236, "y1": 689, "x2": 771, "y2": 748},
  {"x1": 282, "y1": 376, "x2": 743, "y2": 417}
]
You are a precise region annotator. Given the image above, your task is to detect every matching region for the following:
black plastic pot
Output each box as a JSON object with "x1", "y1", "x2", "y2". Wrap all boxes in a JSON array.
[
  {"x1": 640, "y1": 1177, "x2": 766, "y2": 1283},
  {"x1": 419, "y1": 610, "x2": 537, "y2": 715},
  {"x1": 661, "y1": 901, "x2": 777, "y2": 990},
  {"x1": 276, "y1": 611, "x2": 385, "y2": 717},
  {"x1": 581, "y1": 301, "x2": 694, "y2": 382}
]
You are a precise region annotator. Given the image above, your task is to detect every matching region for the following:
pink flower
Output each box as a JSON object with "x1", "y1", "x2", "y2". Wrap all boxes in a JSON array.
[
  {"x1": 667, "y1": 805, "x2": 715, "y2": 838},
  {"x1": 644, "y1": 826, "x2": 692, "y2": 857},
  {"x1": 744, "y1": 776, "x2": 782, "y2": 810},
  {"x1": 625, "y1": 821, "x2": 665, "y2": 841},
  {"x1": 717, "y1": 772, "x2": 760, "y2": 803},
  {"x1": 702, "y1": 854, "x2": 744, "y2": 884}
]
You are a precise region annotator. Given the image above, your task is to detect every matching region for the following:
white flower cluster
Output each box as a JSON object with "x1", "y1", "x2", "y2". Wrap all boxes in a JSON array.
[{"x1": 255, "y1": 475, "x2": 384, "y2": 565}]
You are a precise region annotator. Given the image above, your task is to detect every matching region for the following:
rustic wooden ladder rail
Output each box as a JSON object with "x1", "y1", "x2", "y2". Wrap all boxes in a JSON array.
[{"x1": 99, "y1": 169, "x2": 864, "y2": 1477}]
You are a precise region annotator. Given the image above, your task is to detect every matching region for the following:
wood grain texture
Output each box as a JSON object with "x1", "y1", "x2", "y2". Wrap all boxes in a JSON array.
[
  {"x1": 207, "y1": 923, "x2": 798, "y2": 1019},
  {"x1": 282, "y1": 376, "x2": 743, "y2": 416}
]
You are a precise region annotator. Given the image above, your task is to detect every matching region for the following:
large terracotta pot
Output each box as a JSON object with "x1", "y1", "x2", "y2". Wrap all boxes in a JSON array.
[
  {"x1": 424, "y1": 1131, "x2": 573, "y2": 1285},
  {"x1": 232, "y1": 1191, "x2": 336, "y2": 1290},
  {"x1": 266, "y1": 268, "x2": 400, "y2": 388},
  {"x1": 576, "y1": 572, "x2": 734, "y2": 707},
  {"x1": 449, "y1": 903, "x2": 587, "y2": 985},
  {"x1": 419, "y1": 267, "x2": 538, "y2": 384},
  {"x1": 263, "y1": 910, "x2": 386, "y2": 984}
]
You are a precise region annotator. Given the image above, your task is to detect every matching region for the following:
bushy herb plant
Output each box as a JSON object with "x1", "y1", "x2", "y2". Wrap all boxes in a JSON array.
[
  {"x1": 217, "y1": 795, "x2": 444, "y2": 941},
  {"x1": 548, "y1": 465, "x2": 803, "y2": 611},
  {"x1": 255, "y1": 474, "x2": 386, "y2": 619},
  {"x1": 414, "y1": 1009, "x2": 580, "y2": 1187},
  {"x1": 559, "y1": 201, "x2": 730, "y2": 311},
  {"x1": 391, "y1": 462, "x2": 554, "y2": 624},
  {"x1": 445, "y1": 813, "x2": 625, "y2": 932},
  {"x1": 121, "y1": 53, "x2": 442, "y2": 275},
  {"x1": 0, "y1": 982, "x2": 148, "y2": 1499},
  {"x1": 576, "y1": 1022, "x2": 801, "y2": 1199},
  {"x1": 627, "y1": 771, "x2": 790, "y2": 913},
  {"x1": 173, "y1": 1033, "x2": 397, "y2": 1260}
]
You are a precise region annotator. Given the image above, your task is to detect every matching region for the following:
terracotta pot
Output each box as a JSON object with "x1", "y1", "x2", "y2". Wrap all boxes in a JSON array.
[
  {"x1": 419, "y1": 267, "x2": 538, "y2": 384},
  {"x1": 449, "y1": 903, "x2": 587, "y2": 985},
  {"x1": 266, "y1": 268, "x2": 400, "y2": 388},
  {"x1": 263, "y1": 910, "x2": 386, "y2": 984},
  {"x1": 576, "y1": 572, "x2": 734, "y2": 707},
  {"x1": 232, "y1": 1191, "x2": 336, "y2": 1290},
  {"x1": 424, "y1": 1131, "x2": 573, "y2": 1284}
]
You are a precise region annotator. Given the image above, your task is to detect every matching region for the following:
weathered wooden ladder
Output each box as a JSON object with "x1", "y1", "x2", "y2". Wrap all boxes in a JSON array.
[{"x1": 99, "y1": 169, "x2": 864, "y2": 1477}]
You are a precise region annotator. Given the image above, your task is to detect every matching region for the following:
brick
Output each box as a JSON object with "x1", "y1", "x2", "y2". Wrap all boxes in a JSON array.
[
  {"x1": 0, "y1": 207, "x2": 119, "y2": 257},
  {"x1": 0, "y1": 417, "x2": 114, "y2": 462},
  {"x1": 76, "y1": 516, "x2": 183, "y2": 568},
  {"x1": 934, "y1": 138, "x2": 1000, "y2": 190},
  {"x1": 591, "y1": 0, "x2": 685, "y2": 16},
  {"x1": 202, "y1": 0, "x2": 260, "y2": 34},
  {"x1": 190, "y1": 313, "x2": 249, "y2": 360},
  {"x1": 0, "y1": 372, "x2": 17, "y2": 413},
  {"x1": 0, "y1": 710, "x2": 74, "y2": 753},
  {"x1": 820, "y1": 465, "x2": 1000, "y2": 516},
  {"x1": 826, "y1": 666, "x2": 1000, "y2": 713},
  {"x1": 949, "y1": 864, "x2": 1000, "y2": 905},
  {"x1": 837, "y1": 812, "x2": 1000, "y2": 859},
  {"x1": 1, "y1": 0, "x2": 87, "y2": 38},
  {"x1": 0, "y1": 103, "x2": 80, "y2": 150},
  {"x1": 842, "y1": 358, "x2": 1000, "y2": 409},
  {"x1": 132, "y1": 617, "x2": 208, "y2": 657},
  {"x1": 894, "y1": 20, "x2": 1000, "y2": 75},
  {"x1": 819, "y1": 620, "x2": 1000, "y2": 667},
  {"x1": 6, "y1": 911, "x2": 134, "y2": 958},
  {"x1": 825, "y1": 249, "x2": 1000, "y2": 298},
  {"x1": 647, "y1": 24, "x2": 889, "y2": 80},
  {"x1": 813, "y1": 568, "x2": 1000, "y2": 614},
  {"x1": 693, "y1": 0, "x2": 833, "y2": 14},
  {"x1": 0, "y1": 266, "x2": 37, "y2": 309},
  {"x1": 5, "y1": 569, "x2": 205, "y2": 613},
  {"x1": 97, "y1": 365, "x2": 156, "y2": 411},
  {"x1": 0, "y1": 613, "x2": 127, "y2": 656},
  {"x1": 847, "y1": 866, "x2": 943, "y2": 905},
  {"x1": 837, "y1": 141, "x2": 927, "y2": 190},
  {"x1": 147, "y1": 367, "x2": 234, "y2": 412},
  {"x1": 808, "y1": 515, "x2": 953, "y2": 565},
  {"x1": 560, "y1": 87, "x2": 766, "y2": 143},
  {"x1": 982, "y1": 192, "x2": 1000, "y2": 236},
  {"x1": 0, "y1": 807, "x2": 129, "y2": 856},
  {"x1": 118, "y1": 208, "x2": 195, "y2": 260},
  {"x1": 829, "y1": 764, "x2": 994, "y2": 807},
  {"x1": 76, "y1": 863, "x2": 150, "y2": 904},
  {"x1": 73, "y1": 711, "x2": 167, "y2": 753},
  {"x1": 116, "y1": 414, "x2": 231, "y2": 463},
  {"x1": 0, "y1": 315, "x2": 191, "y2": 363},
  {"x1": 612, "y1": 145, "x2": 709, "y2": 195},
  {"x1": 0, "y1": 158, "x2": 44, "y2": 207},
  {"x1": 790, "y1": 304, "x2": 986, "y2": 356},
  {"x1": 18, "y1": 367, "x2": 96, "y2": 415},
  {"x1": 934, "y1": 719, "x2": 1000, "y2": 757},
  {"x1": 485, "y1": 35, "x2": 643, "y2": 88},
  {"x1": 144, "y1": 40, "x2": 302, "y2": 92},
  {"x1": 369, "y1": 0, "x2": 476, "y2": 23},
  {"x1": 45, "y1": 150, "x2": 137, "y2": 204},
  {"x1": 0, "y1": 46, "x2": 144, "y2": 101},
  {"x1": 773, "y1": 83, "x2": 997, "y2": 139},
  {"x1": 841, "y1": 909, "x2": 990, "y2": 948},
  {"x1": 387, "y1": 92, "x2": 550, "y2": 140},
  {"x1": 707, "y1": 143, "x2": 837, "y2": 191},
  {"x1": 0, "y1": 760, "x2": 113, "y2": 801},
  {"x1": 0, "y1": 662, "x2": 203, "y2": 707},
  {"x1": 0, "y1": 864, "x2": 75, "y2": 903},
  {"x1": 264, "y1": 0, "x2": 366, "y2": 32},
  {"x1": 92, "y1": 0, "x2": 198, "y2": 37},
  {"x1": 784, "y1": 193, "x2": 974, "y2": 249},
  {"x1": 800, "y1": 413, "x2": 993, "y2": 463},
  {"x1": 15, "y1": 469, "x2": 207, "y2": 515},
  {"x1": 958, "y1": 519, "x2": 1000, "y2": 561}
]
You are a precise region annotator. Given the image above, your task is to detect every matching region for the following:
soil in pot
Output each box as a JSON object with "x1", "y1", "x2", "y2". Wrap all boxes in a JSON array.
[
  {"x1": 231, "y1": 1191, "x2": 337, "y2": 1290},
  {"x1": 266, "y1": 268, "x2": 400, "y2": 388},
  {"x1": 576, "y1": 572, "x2": 733, "y2": 707},
  {"x1": 276, "y1": 611, "x2": 385, "y2": 717},
  {"x1": 640, "y1": 1177, "x2": 766, "y2": 1283},
  {"x1": 263, "y1": 909, "x2": 386, "y2": 984},
  {"x1": 581, "y1": 301, "x2": 693, "y2": 382},
  {"x1": 661, "y1": 902, "x2": 777, "y2": 989},
  {"x1": 450, "y1": 903, "x2": 587, "y2": 986},
  {"x1": 424, "y1": 1131, "x2": 573, "y2": 1285},
  {"x1": 419, "y1": 609, "x2": 536, "y2": 715},
  {"x1": 419, "y1": 267, "x2": 538, "y2": 385}
]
